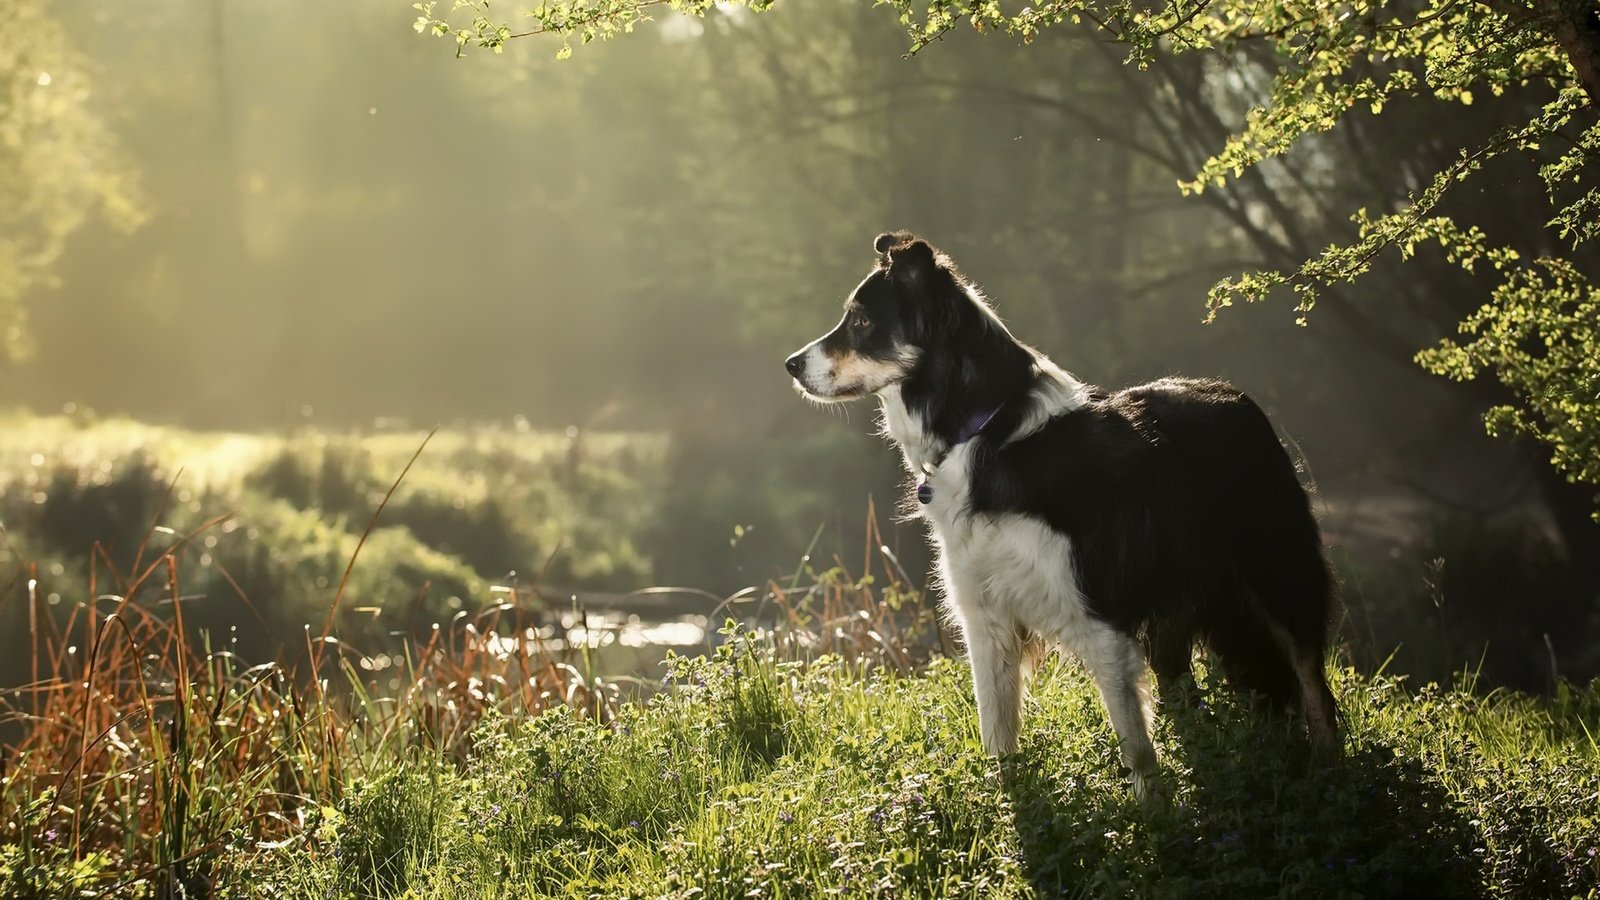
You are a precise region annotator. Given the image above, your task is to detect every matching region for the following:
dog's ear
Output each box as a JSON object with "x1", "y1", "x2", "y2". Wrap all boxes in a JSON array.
[
  {"x1": 873, "y1": 231, "x2": 913, "y2": 255},
  {"x1": 874, "y1": 231, "x2": 941, "y2": 281}
]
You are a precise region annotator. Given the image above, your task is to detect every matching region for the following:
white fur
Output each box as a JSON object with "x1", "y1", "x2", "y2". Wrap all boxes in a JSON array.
[
  {"x1": 880, "y1": 356, "x2": 1159, "y2": 796},
  {"x1": 1010, "y1": 355, "x2": 1093, "y2": 442}
]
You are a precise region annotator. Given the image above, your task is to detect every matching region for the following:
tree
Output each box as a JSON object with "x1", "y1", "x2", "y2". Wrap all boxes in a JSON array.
[
  {"x1": 0, "y1": 0, "x2": 141, "y2": 360},
  {"x1": 417, "y1": 0, "x2": 1600, "y2": 527}
]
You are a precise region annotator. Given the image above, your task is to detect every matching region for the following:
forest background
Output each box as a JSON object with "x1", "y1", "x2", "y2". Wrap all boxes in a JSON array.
[{"x1": 3, "y1": 0, "x2": 1598, "y2": 692}]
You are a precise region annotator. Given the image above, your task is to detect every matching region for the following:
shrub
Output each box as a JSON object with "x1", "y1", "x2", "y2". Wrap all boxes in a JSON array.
[{"x1": 1343, "y1": 512, "x2": 1600, "y2": 690}]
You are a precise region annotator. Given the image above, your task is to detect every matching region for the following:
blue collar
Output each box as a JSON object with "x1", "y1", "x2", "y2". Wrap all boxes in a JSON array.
[
  {"x1": 918, "y1": 404, "x2": 1003, "y2": 506},
  {"x1": 954, "y1": 404, "x2": 1002, "y2": 446}
]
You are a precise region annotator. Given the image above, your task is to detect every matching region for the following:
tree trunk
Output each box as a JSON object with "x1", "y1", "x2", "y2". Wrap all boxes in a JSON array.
[{"x1": 1536, "y1": 0, "x2": 1600, "y2": 110}]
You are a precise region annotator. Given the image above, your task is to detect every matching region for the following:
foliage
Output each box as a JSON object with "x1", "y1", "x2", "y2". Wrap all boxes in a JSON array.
[
  {"x1": 1418, "y1": 257, "x2": 1600, "y2": 495},
  {"x1": 417, "y1": 0, "x2": 1600, "y2": 512},
  {"x1": 0, "y1": 0, "x2": 141, "y2": 359},
  {"x1": 0, "y1": 419, "x2": 669, "y2": 669}
]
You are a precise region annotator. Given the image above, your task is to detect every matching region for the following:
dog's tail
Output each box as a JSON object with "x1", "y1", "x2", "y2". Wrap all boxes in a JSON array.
[{"x1": 1206, "y1": 391, "x2": 1339, "y2": 714}]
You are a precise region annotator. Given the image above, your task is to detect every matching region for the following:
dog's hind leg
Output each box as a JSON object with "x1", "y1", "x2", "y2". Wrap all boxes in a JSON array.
[
  {"x1": 1268, "y1": 622, "x2": 1339, "y2": 750},
  {"x1": 1249, "y1": 555, "x2": 1340, "y2": 749},
  {"x1": 1203, "y1": 602, "x2": 1300, "y2": 708},
  {"x1": 1145, "y1": 619, "x2": 1195, "y2": 710},
  {"x1": 1082, "y1": 623, "x2": 1158, "y2": 799}
]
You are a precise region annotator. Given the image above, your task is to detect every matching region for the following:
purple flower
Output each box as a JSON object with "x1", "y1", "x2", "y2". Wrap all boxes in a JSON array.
[{"x1": 779, "y1": 810, "x2": 794, "y2": 824}]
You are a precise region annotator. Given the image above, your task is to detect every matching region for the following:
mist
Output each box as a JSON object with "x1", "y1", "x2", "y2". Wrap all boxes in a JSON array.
[{"x1": 3, "y1": 0, "x2": 1595, "y2": 689}]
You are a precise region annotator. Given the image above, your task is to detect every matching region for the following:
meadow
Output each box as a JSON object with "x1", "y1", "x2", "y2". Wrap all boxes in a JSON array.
[{"x1": 1, "y1": 416, "x2": 1597, "y2": 897}]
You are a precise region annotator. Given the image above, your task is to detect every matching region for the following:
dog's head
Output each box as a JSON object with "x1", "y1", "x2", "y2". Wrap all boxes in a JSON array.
[{"x1": 784, "y1": 231, "x2": 970, "y2": 402}]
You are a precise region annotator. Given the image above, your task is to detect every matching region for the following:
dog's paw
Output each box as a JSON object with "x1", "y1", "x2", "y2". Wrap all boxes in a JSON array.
[{"x1": 1128, "y1": 766, "x2": 1167, "y2": 809}]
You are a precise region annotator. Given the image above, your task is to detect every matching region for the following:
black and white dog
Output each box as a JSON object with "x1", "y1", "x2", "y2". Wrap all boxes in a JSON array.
[{"x1": 784, "y1": 232, "x2": 1338, "y2": 796}]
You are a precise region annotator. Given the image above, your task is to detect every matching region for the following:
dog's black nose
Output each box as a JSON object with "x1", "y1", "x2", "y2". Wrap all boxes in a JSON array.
[{"x1": 784, "y1": 353, "x2": 805, "y2": 377}]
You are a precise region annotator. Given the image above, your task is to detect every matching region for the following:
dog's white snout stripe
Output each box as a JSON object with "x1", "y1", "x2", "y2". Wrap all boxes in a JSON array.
[{"x1": 791, "y1": 341, "x2": 835, "y2": 394}]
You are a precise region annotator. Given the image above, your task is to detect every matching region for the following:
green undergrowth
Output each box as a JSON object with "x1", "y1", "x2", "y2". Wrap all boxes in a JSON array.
[
  {"x1": 243, "y1": 628, "x2": 1600, "y2": 899},
  {"x1": 0, "y1": 417, "x2": 664, "y2": 660}
]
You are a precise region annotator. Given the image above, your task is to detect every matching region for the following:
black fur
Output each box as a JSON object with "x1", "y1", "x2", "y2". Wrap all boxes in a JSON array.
[{"x1": 973, "y1": 379, "x2": 1336, "y2": 706}]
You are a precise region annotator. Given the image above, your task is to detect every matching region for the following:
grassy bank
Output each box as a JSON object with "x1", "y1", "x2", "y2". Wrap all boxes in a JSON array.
[
  {"x1": 0, "y1": 416, "x2": 667, "y2": 666},
  {"x1": 251, "y1": 650, "x2": 1600, "y2": 898},
  {"x1": 2, "y1": 559, "x2": 1596, "y2": 897}
]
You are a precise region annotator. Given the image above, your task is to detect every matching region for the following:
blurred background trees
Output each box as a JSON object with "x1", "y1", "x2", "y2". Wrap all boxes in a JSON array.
[
  {"x1": 0, "y1": 0, "x2": 141, "y2": 359},
  {"x1": 1, "y1": 0, "x2": 1596, "y2": 688}
]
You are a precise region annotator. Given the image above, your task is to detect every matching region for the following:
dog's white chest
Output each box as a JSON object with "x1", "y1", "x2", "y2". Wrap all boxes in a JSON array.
[
  {"x1": 877, "y1": 384, "x2": 1091, "y2": 648},
  {"x1": 920, "y1": 446, "x2": 1092, "y2": 650}
]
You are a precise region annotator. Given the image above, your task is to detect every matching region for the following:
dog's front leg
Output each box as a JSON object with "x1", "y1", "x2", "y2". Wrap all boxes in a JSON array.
[
  {"x1": 1082, "y1": 624, "x2": 1159, "y2": 800},
  {"x1": 959, "y1": 608, "x2": 1025, "y2": 756}
]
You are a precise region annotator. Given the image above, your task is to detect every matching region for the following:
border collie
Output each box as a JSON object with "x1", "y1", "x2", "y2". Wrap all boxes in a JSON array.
[{"x1": 784, "y1": 232, "x2": 1338, "y2": 797}]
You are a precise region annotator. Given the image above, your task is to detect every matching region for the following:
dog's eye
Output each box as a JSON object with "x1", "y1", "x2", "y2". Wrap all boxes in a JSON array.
[{"x1": 851, "y1": 313, "x2": 871, "y2": 331}]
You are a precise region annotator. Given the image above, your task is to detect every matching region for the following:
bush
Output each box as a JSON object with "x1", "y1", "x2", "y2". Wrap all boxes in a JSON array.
[
  {"x1": 1342, "y1": 512, "x2": 1600, "y2": 690},
  {"x1": 247, "y1": 431, "x2": 656, "y2": 588}
]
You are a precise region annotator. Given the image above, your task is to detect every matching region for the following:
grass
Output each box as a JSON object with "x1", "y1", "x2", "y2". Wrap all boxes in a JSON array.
[
  {"x1": 1, "y1": 416, "x2": 1597, "y2": 897},
  {"x1": 2, "y1": 528, "x2": 1596, "y2": 896},
  {"x1": 0, "y1": 508, "x2": 951, "y2": 897},
  {"x1": 247, "y1": 644, "x2": 1599, "y2": 899}
]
